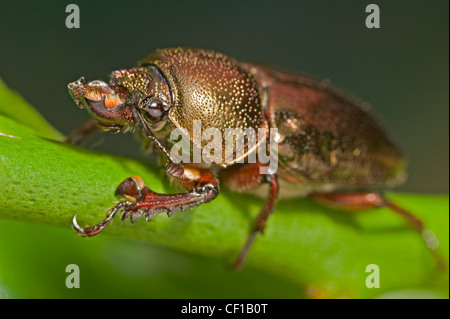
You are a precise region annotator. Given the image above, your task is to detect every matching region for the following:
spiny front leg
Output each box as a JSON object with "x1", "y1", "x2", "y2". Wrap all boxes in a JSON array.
[{"x1": 72, "y1": 165, "x2": 219, "y2": 237}]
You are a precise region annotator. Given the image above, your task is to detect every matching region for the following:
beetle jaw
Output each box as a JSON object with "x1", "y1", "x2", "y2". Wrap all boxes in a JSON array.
[
  {"x1": 67, "y1": 77, "x2": 87, "y2": 109},
  {"x1": 68, "y1": 78, "x2": 136, "y2": 128}
]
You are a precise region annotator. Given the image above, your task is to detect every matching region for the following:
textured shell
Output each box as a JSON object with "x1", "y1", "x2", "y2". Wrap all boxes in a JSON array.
[
  {"x1": 140, "y1": 48, "x2": 266, "y2": 166},
  {"x1": 243, "y1": 62, "x2": 407, "y2": 189},
  {"x1": 140, "y1": 47, "x2": 406, "y2": 189}
]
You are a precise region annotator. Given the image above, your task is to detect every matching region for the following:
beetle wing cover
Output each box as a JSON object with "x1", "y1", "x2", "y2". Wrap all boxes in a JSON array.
[{"x1": 244, "y1": 62, "x2": 407, "y2": 188}]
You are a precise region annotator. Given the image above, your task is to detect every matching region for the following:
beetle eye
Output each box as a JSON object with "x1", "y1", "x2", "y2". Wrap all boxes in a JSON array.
[{"x1": 142, "y1": 98, "x2": 166, "y2": 121}]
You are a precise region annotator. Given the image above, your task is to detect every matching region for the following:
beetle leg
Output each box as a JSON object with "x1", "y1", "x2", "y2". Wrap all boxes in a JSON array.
[
  {"x1": 310, "y1": 192, "x2": 423, "y2": 229},
  {"x1": 310, "y1": 192, "x2": 446, "y2": 269},
  {"x1": 233, "y1": 173, "x2": 279, "y2": 270},
  {"x1": 65, "y1": 118, "x2": 99, "y2": 145},
  {"x1": 72, "y1": 166, "x2": 219, "y2": 236},
  {"x1": 219, "y1": 163, "x2": 264, "y2": 192},
  {"x1": 121, "y1": 164, "x2": 219, "y2": 222},
  {"x1": 72, "y1": 201, "x2": 132, "y2": 237}
]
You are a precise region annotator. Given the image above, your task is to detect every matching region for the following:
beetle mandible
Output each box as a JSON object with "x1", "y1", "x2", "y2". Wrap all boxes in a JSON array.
[{"x1": 67, "y1": 47, "x2": 435, "y2": 269}]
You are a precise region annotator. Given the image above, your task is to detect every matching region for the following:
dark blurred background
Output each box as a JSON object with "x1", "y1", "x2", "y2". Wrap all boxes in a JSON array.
[
  {"x1": 0, "y1": 0, "x2": 448, "y2": 193},
  {"x1": 0, "y1": 0, "x2": 448, "y2": 300}
]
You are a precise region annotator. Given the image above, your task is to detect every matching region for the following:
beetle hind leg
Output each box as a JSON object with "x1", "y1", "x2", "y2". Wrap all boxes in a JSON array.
[
  {"x1": 310, "y1": 192, "x2": 425, "y2": 229},
  {"x1": 310, "y1": 191, "x2": 446, "y2": 269}
]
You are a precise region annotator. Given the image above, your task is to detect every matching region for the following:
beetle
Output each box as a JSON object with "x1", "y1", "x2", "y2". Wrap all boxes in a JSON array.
[{"x1": 67, "y1": 47, "x2": 438, "y2": 269}]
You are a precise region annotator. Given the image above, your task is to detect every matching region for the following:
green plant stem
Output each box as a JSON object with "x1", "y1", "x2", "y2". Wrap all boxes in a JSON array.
[
  {"x1": 0, "y1": 114, "x2": 448, "y2": 298},
  {"x1": 0, "y1": 80, "x2": 448, "y2": 298}
]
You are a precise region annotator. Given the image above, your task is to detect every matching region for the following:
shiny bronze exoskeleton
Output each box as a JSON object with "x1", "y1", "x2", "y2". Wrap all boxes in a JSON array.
[{"x1": 68, "y1": 47, "x2": 432, "y2": 269}]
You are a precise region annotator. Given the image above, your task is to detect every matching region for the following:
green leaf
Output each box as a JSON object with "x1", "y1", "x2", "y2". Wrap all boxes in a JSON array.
[
  {"x1": 0, "y1": 79, "x2": 64, "y2": 141},
  {"x1": 0, "y1": 83, "x2": 448, "y2": 298}
]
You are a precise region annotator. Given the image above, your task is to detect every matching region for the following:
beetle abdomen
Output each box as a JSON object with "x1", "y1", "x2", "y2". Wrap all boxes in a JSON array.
[{"x1": 244, "y1": 63, "x2": 407, "y2": 188}]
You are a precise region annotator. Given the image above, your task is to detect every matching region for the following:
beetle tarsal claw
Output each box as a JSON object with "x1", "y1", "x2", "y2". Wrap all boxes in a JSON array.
[
  {"x1": 72, "y1": 214, "x2": 84, "y2": 233},
  {"x1": 72, "y1": 201, "x2": 131, "y2": 237}
]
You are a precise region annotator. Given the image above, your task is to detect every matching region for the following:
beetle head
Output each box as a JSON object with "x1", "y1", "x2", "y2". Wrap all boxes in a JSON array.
[{"x1": 68, "y1": 66, "x2": 172, "y2": 132}]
